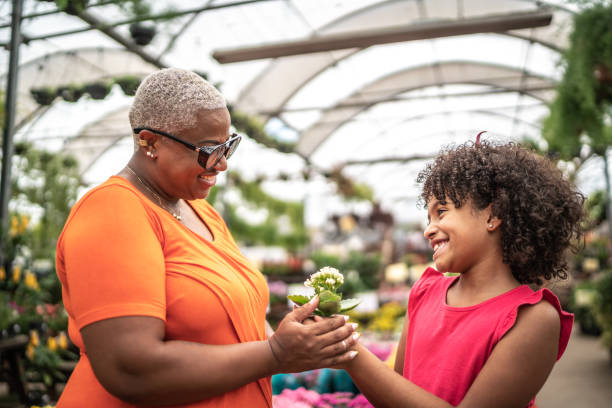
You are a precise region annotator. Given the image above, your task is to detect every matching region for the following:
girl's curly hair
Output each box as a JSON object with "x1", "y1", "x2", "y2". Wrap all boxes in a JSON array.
[{"x1": 417, "y1": 141, "x2": 585, "y2": 285}]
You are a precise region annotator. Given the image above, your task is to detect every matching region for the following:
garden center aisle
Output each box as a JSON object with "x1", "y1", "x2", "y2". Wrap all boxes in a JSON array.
[{"x1": 537, "y1": 328, "x2": 612, "y2": 408}]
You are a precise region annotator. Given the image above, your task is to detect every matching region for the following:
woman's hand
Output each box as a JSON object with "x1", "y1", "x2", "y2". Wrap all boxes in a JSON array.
[{"x1": 268, "y1": 296, "x2": 359, "y2": 373}]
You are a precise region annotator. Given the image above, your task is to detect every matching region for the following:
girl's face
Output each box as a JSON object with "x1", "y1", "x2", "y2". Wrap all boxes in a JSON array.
[{"x1": 424, "y1": 196, "x2": 495, "y2": 274}]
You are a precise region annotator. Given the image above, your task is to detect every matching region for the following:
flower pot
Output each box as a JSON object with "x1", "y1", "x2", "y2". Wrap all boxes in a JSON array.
[
  {"x1": 58, "y1": 86, "x2": 84, "y2": 102},
  {"x1": 115, "y1": 76, "x2": 141, "y2": 96},
  {"x1": 61, "y1": 0, "x2": 89, "y2": 15},
  {"x1": 30, "y1": 87, "x2": 57, "y2": 106},
  {"x1": 129, "y1": 23, "x2": 156, "y2": 46},
  {"x1": 84, "y1": 82, "x2": 111, "y2": 100}
]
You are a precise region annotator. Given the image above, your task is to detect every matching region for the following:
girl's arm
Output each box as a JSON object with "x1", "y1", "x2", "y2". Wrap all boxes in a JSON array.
[
  {"x1": 393, "y1": 311, "x2": 410, "y2": 374},
  {"x1": 81, "y1": 299, "x2": 358, "y2": 406},
  {"x1": 345, "y1": 300, "x2": 560, "y2": 408}
]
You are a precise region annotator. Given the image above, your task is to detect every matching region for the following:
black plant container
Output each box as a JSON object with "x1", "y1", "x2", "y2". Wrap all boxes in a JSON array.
[
  {"x1": 84, "y1": 82, "x2": 111, "y2": 100},
  {"x1": 62, "y1": 0, "x2": 89, "y2": 15},
  {"x1": 114, "y1": 76, "x2": 142, "y2": 96},
  {"x1": 30, "y1": 87, "x2": 57, "y2": 106},
  {"x1": 129, "y1": 23, "x2": 156, "y2": 46},
  {"x1": 58, "y1": 85, "x2": 84, "y2": 102}
]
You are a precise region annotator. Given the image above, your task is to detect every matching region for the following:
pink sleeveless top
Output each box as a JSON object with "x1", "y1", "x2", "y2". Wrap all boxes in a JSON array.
[{"x1": 403, "y1": 268, "x2": 573, "y2": 407}]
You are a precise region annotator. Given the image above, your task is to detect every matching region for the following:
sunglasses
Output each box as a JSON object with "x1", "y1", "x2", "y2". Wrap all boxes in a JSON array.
[{"x1": 134, "y1": 127, "x2": 241, "y2": 170}]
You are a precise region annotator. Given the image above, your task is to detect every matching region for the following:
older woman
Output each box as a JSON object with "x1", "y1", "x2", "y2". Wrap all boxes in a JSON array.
[{"x1": 55, "y1": 68, "x2": 358, "y2": 407}]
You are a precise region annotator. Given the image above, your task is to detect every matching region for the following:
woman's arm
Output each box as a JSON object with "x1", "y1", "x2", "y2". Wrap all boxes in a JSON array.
[
  {"x1": 82, "y1": 298, "x2": 358, "y2": 406},
  {"x1": 345, "y1": 300, "x2": 560, "y2": 408}
]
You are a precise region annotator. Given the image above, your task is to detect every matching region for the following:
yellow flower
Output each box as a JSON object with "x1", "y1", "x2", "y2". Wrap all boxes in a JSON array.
[
  {"x1": 10, "y1": 216, "x2": 18, "y2": 236},
  {"x1": 26, "y1": 343, "x2": 35, "y2": 360},
  {"x1": 47, "y1": 336, "x2": 58, "y2": 352},
  {"x1": 29, "y1": 330, "x2": 40, "y2": 347},
  {"x1": 57, "y1": 332, "x2": 68, "y2": 350},
  {"x1": 19, "y1": 215, "x2": 30, "y2": 233},
  {"x1": 0, "y1": 266, "x2": 5, "y2": 280},
  {"x1": 12, "y1": 265, "x2": 21, "y2": 283},
  {"x1": 24, "y1": 271, "x2": 39, "y2": 291}
]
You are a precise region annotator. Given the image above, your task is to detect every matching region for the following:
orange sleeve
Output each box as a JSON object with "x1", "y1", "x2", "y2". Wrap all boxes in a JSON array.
[{"x1": 61, "y1": 184, "x2": 167, "y2": 330}]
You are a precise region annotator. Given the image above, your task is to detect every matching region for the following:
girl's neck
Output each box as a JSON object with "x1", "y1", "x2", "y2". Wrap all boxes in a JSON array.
[{"x1": 447, "y1": 261, "x2": 520, "y2": 308}]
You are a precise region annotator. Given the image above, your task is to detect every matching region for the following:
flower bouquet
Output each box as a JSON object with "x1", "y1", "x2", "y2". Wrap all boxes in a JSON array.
[{"x1": 287, "y1": 267, "x2": 361, "y2": 316}]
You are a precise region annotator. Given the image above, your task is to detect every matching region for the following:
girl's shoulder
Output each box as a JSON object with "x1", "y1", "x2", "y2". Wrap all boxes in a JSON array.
[
  {"x1": 497, "y1": 288, "x2": 573, "y2": 360},
  {"x1": 408, "y1": 267, "x2": 453, "y2": 311}
]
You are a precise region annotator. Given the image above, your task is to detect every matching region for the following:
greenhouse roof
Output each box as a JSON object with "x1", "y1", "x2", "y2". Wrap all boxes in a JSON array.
[{"x1": 1, "y1": 0, "x2": 595, "y2": 226}]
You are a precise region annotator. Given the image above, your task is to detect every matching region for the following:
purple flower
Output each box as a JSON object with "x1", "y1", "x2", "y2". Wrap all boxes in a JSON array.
[{"x1": 268, "y1": 280, "x2": 289, "y2": 297}]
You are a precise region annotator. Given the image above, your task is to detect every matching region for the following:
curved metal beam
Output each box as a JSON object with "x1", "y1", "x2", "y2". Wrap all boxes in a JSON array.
[
  {"x1": 235, "y1": 0, "x2": 570, "y2": 120},
  {"x1": 296, "y1": 60, "x2": 555, "y2": 157}
]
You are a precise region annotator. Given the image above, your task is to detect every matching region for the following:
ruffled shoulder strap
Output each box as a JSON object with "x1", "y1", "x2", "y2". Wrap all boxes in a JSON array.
[{"x1": 497, "y1": 288, "x2": 573, "y2": 360}]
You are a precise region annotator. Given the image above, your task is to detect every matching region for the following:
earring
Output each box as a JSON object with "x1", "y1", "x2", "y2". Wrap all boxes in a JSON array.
[{"x1": 488, "y1": 224, "x2": 493, "y2": 228}]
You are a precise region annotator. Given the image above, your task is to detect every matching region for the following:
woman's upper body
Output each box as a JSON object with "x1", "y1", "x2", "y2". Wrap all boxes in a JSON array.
[
  {"x1": 340, "y1": 141, "x2": 584, "y2": 408},
  {"x1": 55, "y1": 68, "x2": 358, "y2": 408}
]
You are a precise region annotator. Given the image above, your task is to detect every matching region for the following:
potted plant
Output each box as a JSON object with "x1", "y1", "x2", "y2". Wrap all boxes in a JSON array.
[
  {"x1": 29, "y1": 87, "x2": 57, "y2": 106},
  {"x1": 114, "y1": 75, "x2": 141, "y2": 96},
  {"x1": 84, "y1": 81, "x2": 112, "y2": 100},
  {"x1": 593, "y1": 270, "x2": 612, "y2": 363},
  {"x1": 56, "y1": 0, "x2": 89, "y2": 15},
  {"x1": 57, "y1": 85, "x2": 84, "y2": 102},
  {"x1": 129, "y1": 23, "x2": 156, "y2": 46}
]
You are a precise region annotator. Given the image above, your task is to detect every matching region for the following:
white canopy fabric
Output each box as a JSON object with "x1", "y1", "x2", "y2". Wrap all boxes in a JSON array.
[{"x1": 1, "y1": 0, "x2": 590, "y2": 225}]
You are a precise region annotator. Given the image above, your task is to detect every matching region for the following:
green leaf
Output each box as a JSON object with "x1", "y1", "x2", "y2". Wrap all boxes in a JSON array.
[
  {"x1": 287, "y1": 294, "x2": 311, "y2": 305},
  {"x1": 339, "y1": 298, "x2": 361, "y2": 312}
]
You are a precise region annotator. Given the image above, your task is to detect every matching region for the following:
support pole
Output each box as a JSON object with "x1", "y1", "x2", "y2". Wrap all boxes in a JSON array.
[{"x1": 1, "y1": 0, "x2": 23, "y2": 259}]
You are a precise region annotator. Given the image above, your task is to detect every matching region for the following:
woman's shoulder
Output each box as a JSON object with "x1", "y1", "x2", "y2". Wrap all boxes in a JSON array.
[{"x1": 63, "y1": 176, "x2": 163, "y2": 234}]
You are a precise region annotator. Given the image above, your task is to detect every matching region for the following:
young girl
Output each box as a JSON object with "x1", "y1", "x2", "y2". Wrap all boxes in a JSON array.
[{"x1": 342, "y1": 141, "x2": 585, "y2": 407}]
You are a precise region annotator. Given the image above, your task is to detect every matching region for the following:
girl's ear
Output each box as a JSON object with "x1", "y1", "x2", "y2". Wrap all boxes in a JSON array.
[
  {"x1": 485, "y1": 204, "x2": 501, "y2": 232},
  {"x1": 486, "y1": 216, "x2": 502, "y2": 232}
]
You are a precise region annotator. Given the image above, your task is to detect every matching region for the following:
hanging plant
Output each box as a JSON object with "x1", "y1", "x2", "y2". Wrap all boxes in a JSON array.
[
  {"x1": 55, "y1": 0, "x2": 89, "y2": 15},
  {"x1": 326, "y1": 166, "x2": 373, "y2": 202},
  {"x1": 30, "y1": 87, "x2": 57, "y2": 106},
  {"x1": 543, "y1": 2, "x2": 612, "y2": 156},
  {"x1": 57, "y1": 85, "x2": 84, "y2": 103},
  {"x1": 228, "y1": 106, "x2": 296, "y2": 154},
  {"x1": 83, "y1": 82, "x2": 112, "y2": 100},
  {"x1": 114, "y1": 75, "x2": 142, "y2": 96},
  {"x1": 129, "y1": 23, "x2": 156, "y2": 46}
]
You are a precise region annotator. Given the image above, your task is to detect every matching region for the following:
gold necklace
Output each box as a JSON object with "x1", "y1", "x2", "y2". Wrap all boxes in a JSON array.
[{"x1": 125, "y1": 165, "x2": 182, "y2": 221}]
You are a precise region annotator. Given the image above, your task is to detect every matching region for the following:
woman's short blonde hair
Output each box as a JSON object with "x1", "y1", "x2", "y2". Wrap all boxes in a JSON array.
[{"x1": 129, "y1": 68, "x2": 226, "y2": 133}]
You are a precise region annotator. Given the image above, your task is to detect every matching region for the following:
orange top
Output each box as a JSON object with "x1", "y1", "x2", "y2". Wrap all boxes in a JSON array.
[{"x1": 56, "y1": 176, "x2": 271, "y2": 408}]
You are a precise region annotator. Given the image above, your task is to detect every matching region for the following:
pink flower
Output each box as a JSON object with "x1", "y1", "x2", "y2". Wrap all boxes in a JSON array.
[{"x1": 348, "y1": 394, "x2": 374, "y2": 408}]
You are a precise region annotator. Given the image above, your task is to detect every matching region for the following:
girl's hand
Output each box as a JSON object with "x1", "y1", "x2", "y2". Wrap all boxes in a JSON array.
[{"x1": 268, "y1": 296, "x2": 359, "y2": 373}]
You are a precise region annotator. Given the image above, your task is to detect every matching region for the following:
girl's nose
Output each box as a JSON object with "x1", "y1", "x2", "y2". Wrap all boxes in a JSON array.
[{"x1": 424, "y1": 222, "x2": 437, "y2": 240}]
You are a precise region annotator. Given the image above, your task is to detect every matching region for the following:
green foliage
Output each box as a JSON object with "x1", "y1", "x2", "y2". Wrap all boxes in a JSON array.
[
  {"x1": 223, "y1": 173, "x2": 308, "y2": 251},
  {"x1": 11, "y1": 142, "x2": 81, "y2": 260},
  {"x1": 571, "y1": 279, "x2": 603, "y2": 335},
  {"x1": 585, "y1": 190, "x2": 607, "y2": 227},
  {"x1": 593, "y1": 270, "x2": 612, "y2": 348},
  {"x1": 543, "y1": 2, "x2": 612, "y2": 158},
  {"x1": 228, "y1": 106, "x2": 296, "y2": 154},
  {"x1": 310, "y1": 251, "x2": 382, "y2": 292}
]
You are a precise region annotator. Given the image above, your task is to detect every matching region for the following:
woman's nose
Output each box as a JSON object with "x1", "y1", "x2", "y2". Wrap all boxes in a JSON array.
[{"x1": 213, "y1": 154, "x2": 228, "y2": 171}]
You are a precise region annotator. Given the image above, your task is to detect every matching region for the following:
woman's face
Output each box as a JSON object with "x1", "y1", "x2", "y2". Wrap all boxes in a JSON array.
[{"x1": 157, "y1": 107, "x2": 232, "y2": 201}]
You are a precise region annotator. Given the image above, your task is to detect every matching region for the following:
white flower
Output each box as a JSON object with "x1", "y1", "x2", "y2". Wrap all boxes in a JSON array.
[{"x1": 303, "y1": 266, "x2": 345, "y2": 293}]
